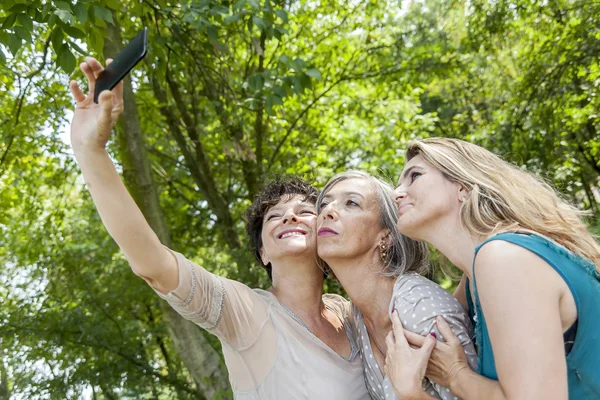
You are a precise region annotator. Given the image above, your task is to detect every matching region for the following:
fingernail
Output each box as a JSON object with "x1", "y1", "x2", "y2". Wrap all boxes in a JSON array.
[
  {"x1": 430, "y1": 332, "x2": 437, "y2": 339},
  {"x1": 392, "y1": 309, "x2": 396, "y2": 314}
]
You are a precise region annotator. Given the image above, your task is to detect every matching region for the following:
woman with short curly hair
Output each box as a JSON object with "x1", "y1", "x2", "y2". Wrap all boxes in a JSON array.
[{"x1": 68, "y1": 58, "x2": 369, "y2": 399}]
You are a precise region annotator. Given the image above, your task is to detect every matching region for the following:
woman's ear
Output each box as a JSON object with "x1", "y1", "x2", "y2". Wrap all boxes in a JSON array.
[
  {"x1": 379, "y1": 230, "x2": 392, "y2": 247},
  {"x1": 457, "y1": 184, "x2": 469, "y2": 203},
  {"x1": 259, "y1": 248, "x2": 270, "y2": 266}
]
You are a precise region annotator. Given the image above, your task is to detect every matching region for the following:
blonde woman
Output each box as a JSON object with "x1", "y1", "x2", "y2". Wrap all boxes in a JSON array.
[{"x1": 387, "y1": 138, "x2": 600, "y2": 399}]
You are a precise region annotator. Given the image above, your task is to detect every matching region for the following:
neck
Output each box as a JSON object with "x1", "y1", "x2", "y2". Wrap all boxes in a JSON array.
[
  {"x1": 328, "y1": 253, "x2": 395, "y2": 330},
  {"x1": 420, "y1": 216, "x2": 482, "y2": 279},
  {"x1": 269, "y1": 254, "x2": 325, "y2": 318}
]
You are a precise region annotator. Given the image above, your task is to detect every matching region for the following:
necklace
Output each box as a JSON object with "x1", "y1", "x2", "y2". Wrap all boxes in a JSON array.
[{"x1": 279, "y1": 302, "x2": 314, "y2": 334}]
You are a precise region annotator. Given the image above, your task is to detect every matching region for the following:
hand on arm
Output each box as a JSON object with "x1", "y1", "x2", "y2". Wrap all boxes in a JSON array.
[
  {"x1": 404, "y1": 241, "x2": 569, "y2": 400},
  {"x1": 69, "y1": 58, "x2": 177, "y2": 293},
  {"x1": 404, "y1": 317, "x2": 502, "y2": 400},
  {"x1": 384, "y1": 311, "x2": 438, "y2": 400}
]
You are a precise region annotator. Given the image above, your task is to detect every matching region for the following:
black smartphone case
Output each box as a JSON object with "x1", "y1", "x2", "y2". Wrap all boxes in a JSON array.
[{"x1": 93, "y1": 27, "x2": 148, "y2": 103}]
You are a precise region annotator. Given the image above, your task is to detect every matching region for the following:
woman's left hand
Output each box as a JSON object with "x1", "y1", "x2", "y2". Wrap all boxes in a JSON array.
[
  {"x1": 384, "y1": 310, "x2": 437, "y2": 399},
  {"x1": 404, "y1": 316, "x2": 471, "y2": 389}
]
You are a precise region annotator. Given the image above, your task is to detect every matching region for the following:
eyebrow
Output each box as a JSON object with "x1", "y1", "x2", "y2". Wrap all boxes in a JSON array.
[
  {"x1": 322, "y1": 191, "x2": 366, "y2": 200},
  {"x1": 399, "y1": 166, "x2": 424, "y2": 184},
  {"x1": 265, "y1": 202, "x2": 314, "y2": 216}
]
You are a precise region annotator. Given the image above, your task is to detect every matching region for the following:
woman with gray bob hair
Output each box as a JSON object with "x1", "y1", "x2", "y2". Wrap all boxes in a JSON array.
[
  {"x1": 316, "y1": 170, "x2": 476, "y2": 400},
  {"x1": 318, "y1": 170, "x2": 428, "y2": 277}
]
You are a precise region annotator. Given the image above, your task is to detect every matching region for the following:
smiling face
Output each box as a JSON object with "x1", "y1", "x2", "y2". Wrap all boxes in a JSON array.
[
  {"x1": 393, "y1": 154, "x2": 464, "y2": 240},
  {"x1": 316, "y1": 178, "x2": 389, "y2": 265},
  {"x1": 259, "y1": 195, "x2": 318, "y2": 266}
]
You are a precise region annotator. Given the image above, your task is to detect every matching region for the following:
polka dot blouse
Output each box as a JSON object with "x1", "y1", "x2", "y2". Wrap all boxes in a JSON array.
[{"x1": 353, "y1": 273, "x2": 478, "y2": 400}]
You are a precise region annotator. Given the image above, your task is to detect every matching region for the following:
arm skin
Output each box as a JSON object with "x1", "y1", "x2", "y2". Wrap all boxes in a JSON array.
[
  {"x1": 453, "y1": 274, "x2": 468, "y2": 311},
  {"x1": 69, "y1": 58, "x2": 177, "y2": 294}
]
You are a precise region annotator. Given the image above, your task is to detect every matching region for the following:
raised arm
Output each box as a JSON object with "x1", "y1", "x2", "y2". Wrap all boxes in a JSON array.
[{"x1": 69, "y1": 58, "x2": 177, "y2": 293}]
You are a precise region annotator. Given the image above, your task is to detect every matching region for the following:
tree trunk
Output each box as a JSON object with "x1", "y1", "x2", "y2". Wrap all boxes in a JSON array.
[{"x1": 104, "y1": 20, "x2": 229, "y2": 399}]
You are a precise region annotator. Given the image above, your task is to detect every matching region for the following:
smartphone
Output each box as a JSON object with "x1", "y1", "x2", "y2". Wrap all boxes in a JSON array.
[{"x1": 93, "y1": 27, "x2": 148, "y2": 103}]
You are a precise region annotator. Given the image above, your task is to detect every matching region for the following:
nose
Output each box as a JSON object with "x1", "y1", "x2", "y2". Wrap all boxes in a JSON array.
[
  {"x1": 319, "y1": 202, "x2": 338, "y2": 221},
  {"x1": 282, "y1": 209, "x2": 299, "y2": 224},
  {"x1": 393, "y1": 186, "x2": 407, "y2": 205}
]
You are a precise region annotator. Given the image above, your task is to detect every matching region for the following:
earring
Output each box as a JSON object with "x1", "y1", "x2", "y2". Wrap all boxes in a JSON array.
[
  {"x1": 460, "y1": 196, "x2": 466, "y2": 202},
  {"x1": 379, "y1": 241, "x2": 388, "y2": 261}
]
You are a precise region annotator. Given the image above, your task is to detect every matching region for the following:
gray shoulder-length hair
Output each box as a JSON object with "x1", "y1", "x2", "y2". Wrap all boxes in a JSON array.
[{"x1": 317, "y1": 170, "x2": 429, "y2": 277}]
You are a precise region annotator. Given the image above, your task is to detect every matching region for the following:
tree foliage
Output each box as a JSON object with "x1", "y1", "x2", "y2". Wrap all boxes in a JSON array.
[{"x1": 1, "y1": 0, "x2": 598, "y2": 398}]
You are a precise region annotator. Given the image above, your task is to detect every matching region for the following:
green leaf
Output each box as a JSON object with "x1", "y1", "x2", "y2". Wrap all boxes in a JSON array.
[
  {"x1": 279, "y1": 54, "x2": 290, "y2": 66},
  {"x1": 16, "y1": 14, "x2": 33, "y2": 31},
  {"x1": 70, "y1": 41, "x2": 89, "y2": 56},
  {"x1": 62, "y1": 25, "x2": 86, "y2": 39},
  {"x1": 93, "y1": 6, "x2": 113, "y2": 24},
  {"x1": 207, "y1": 25, "x2": 218, "y2": 41},
  {"x1": 2, "y1": 14, "x2": 17, "y2": 29},
  {"x1": 51, "y1": 28, "x2": 64, "y2": 55},
  {"x1": 248, "y1": 73, "x2": 264, "y2": 92},
  {"x1": 252, "y1": 16, "x2": 267, "y2": 31},
  {"x1": 0, "y1": 48, "x2": 5, "y2": 64},
  {"x1": 233, "y1": 0, "x2": 246, "y2": 11},
  {"x1": 14, "y1": 26, "x2": 32, "y2": 43},
  {"x1": 54, "y1": 9, "x2": 75, "y2": 25},
  {"x1": 299, "y1": 73, "x2": 312, "y2": 90},
  {"x1": 33, "y1": 9, "x2": 45, "y2": 23},
  {"x1": 7, "y1": 34, "x2": 21, "y2": 56},
  {"x1": 73, "y1": 3, "x2": 87, "y2": 23},
  {"x1": 265, "y1": 94, "x2": 283, "y2": 115},
  {"x1": 8, "y1": 4, "x2": 28, "y2": 14},
  {"x1": 247, "y1": 0, "x2": 260, "y2": 9},
  {"x1": 273, "y1": 84, "x2": 287, "y2": 98},
  {"x1": 103, "y1": 0, "x2": 121, "y2": 10},
  {"x1": 305, "y1": 68, "x2": 322, "y2": 80},
  {"x1": 274, "y1": 10, "x2": 288, "y2": 23},
  {"x1": 224, "y1": 13, "x2": 242, "y2": 24},
  {"x1": 55, "y1": 1, "x2": 72, "y2": 12},
  {"x1": 57, "y1": 43, "x2": 76, "y2": 74},
  {"x1": 89, "y1": 30, "x2": 104, "y2": 55},
  {"x1": 291, "y1": 58, "x2": 307, "y2": 71}
]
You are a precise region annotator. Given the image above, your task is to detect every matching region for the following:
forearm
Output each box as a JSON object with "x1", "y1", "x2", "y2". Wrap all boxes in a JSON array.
[
  {"x1": 450, "y1": 367, "x2": 506, "y2": 400},
  {"x1": 75, "y1": 148, "x2": 175, "y2": 286}
]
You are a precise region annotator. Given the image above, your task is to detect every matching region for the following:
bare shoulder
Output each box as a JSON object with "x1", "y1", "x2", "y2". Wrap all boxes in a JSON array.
[{"x1": 474, "y1": 239, "x2": 564, "y2": 297}]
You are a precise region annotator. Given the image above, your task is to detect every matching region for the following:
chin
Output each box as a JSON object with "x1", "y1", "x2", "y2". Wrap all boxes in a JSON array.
[
  {"x1": 396, "y1": 217, "x2": 420, "y2": 239},
  {"x1": 316, "y1": 246, "x2": 343, "y2": 264}
]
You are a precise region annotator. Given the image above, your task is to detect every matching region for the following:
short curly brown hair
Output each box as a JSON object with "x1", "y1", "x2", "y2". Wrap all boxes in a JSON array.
[{"x1": 245, "y1": 176, "x2": 319, "y2": 280}]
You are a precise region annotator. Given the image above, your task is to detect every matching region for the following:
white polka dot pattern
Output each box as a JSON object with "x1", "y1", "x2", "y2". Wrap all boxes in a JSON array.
[{"x1": 353, "y1": 273, "x2": 478, "y2": 400}]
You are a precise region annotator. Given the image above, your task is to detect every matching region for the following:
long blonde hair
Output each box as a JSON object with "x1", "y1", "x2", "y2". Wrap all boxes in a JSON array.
[{"x1": 406, "y1": 138, "x2": 600, "y2": 271}]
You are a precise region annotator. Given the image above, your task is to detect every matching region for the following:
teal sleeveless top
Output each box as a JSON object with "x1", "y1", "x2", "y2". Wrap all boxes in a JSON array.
[{"x1": 466, "y1": 232, "x2": 600, "y2": 398}]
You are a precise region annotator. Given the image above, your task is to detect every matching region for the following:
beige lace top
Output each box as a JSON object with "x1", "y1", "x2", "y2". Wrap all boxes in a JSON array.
[{"x1": 153, "y1": 249, "x2": 370, "y2": 399}]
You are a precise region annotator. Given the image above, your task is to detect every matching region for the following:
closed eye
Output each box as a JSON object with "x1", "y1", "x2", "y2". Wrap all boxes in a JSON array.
[
  {"x1": 301, "y1": 210, "x2": 316, "y2": 215},
  {"x1": 267, "y1": 214, "x2": 281, "y2": 221}
]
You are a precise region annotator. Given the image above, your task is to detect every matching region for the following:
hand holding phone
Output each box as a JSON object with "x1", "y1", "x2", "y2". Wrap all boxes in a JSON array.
[{"x1": 93, "y1": 27, "x2": 148, "y2": 103}]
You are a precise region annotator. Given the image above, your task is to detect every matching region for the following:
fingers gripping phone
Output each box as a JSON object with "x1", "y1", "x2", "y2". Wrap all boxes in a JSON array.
[{"x1": 93, "y1": 27, "x2": 148, "y2": 103}]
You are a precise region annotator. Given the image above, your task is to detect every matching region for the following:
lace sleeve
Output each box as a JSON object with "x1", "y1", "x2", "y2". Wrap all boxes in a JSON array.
[{"x1": 152, "y1": 248, "x2": 270, "y2": 350}]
